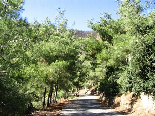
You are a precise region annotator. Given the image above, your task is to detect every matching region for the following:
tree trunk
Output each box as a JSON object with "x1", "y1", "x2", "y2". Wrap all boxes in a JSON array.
[
  {"x1": 75, "y1": 88, "x2": 79, "y2": 97},
  {"x1": 85, "y1": 86, "x2": 88, "y2": 94},
  {"x1": 65, "y1": 91, "x2": 68, "y2": 99},
  {"x1": 49, "y1": 86, "x2": 53, "y2": 104},
  {"x1": 47, "y1": 86, "x2": 53, "y2": 107},
  {"x1": 53, "y1": 84, "x2": 58, "y2": 103},
  {"x1": 43, "y1": 87, "x2": 46, "y2": 108}
]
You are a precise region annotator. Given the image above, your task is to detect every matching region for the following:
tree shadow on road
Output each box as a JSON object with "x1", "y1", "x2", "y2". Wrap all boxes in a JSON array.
[{"x1": 60, "y1": 95, "x2": 124, "y2": 116}]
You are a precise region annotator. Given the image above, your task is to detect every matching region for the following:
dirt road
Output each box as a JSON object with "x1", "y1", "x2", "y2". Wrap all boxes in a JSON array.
[{"x1": 60, "y1": 95, "x2": 124, "y2": 116}]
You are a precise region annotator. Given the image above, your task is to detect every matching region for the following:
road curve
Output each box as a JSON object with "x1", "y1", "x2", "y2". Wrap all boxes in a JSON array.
[{"x1": 60, "y1": 95, "x2": 124, "y2": 116}]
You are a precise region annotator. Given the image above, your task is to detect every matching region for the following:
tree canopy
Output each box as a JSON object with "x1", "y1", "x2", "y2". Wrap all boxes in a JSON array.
[{"x1": 0, "y1": 0, "x2": 155, "y2": 115}]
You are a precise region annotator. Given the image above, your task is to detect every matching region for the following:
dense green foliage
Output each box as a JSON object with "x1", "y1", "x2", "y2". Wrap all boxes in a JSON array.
[
  {"x1": 0, "y1": 0, "x2": 155, "y2": 115},
  {"x1": 88, "y1": 0, "x2": 155, "y2": 98}
]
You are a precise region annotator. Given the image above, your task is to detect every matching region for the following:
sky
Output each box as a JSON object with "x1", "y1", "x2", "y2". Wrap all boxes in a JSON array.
[{"x1": 21, "y1": 0, "x2": 120, "y2": 31}]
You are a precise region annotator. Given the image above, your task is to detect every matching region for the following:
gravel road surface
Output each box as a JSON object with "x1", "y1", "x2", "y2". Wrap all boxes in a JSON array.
[{"x1": 60, "y1": 95, "x2": 124, "y2": 116}]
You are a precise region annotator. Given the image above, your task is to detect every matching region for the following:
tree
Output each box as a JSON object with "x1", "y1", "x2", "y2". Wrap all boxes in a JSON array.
[
  {"x1": 55, "y1": 7, "x2": 66, "y2": 33},
  {"x1": 87, "y1": 0, "x2": 155, "y2": 98},
  {"x1": 0, "y1": 0, "x2": 24, "y2": 19},
  {"x1": 0, "y1": 1, "x2": 33, "y2": 114}
]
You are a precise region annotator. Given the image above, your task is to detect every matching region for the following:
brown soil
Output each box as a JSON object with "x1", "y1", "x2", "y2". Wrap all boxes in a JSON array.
[
  {"x1": 30, "y1": 89, "x2": 155, "y2": 116},
  {"x1": 31, "y1": 99, "x2": 76, "y2": 116},
  {"x1": 98, "y1": 92, "x2": 155, "y2": 116},
  {"x1": 31, "y1": 89, "x2": 86, "y2": 116}
]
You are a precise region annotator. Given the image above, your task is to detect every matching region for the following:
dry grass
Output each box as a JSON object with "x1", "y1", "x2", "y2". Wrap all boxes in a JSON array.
[
  {"x1": 98, "y1": 92, "x2": 155, "y2": 116},
  {"x1": 31, "y1": 99, "x2": 76, "y2": 116}
]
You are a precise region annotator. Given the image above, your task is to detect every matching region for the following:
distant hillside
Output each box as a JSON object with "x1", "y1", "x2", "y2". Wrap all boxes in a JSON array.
[{"x1": 75, "y1": 30, "x2": 97, "y2": 38}]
